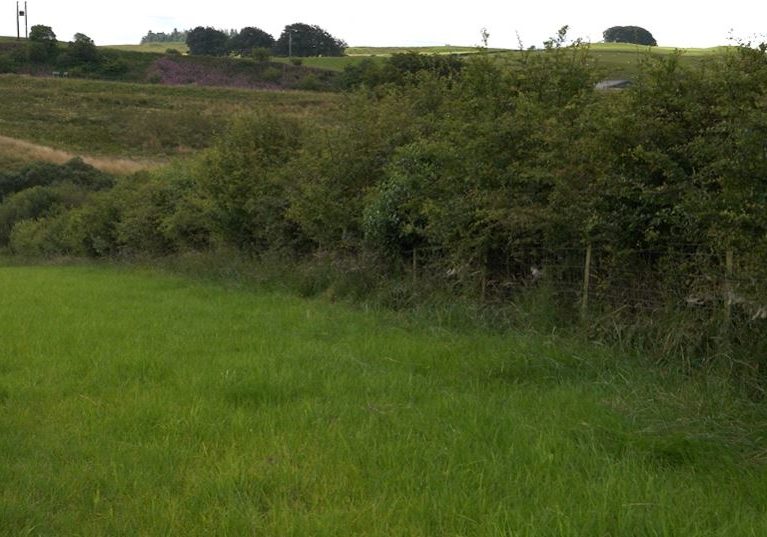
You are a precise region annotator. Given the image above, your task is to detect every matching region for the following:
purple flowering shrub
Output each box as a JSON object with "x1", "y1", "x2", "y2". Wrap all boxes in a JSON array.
[{"x1": 147, "y1": 57, "x2": 282, "y2": 90}]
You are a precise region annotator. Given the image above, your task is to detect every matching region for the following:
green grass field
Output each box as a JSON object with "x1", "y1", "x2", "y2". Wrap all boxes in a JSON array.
[
  {"x1": 0, "y1": 75, "x2": 337, "y2": 168},
  {"x1": 1, "y1": 263, "x2": 766, "y2": 535}
]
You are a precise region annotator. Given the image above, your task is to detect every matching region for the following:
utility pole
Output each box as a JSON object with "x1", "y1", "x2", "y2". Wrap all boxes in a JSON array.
[
  {"x1": 16, "y1": 2, "x2": 28, "y2": 40},
  {"x1": 288, "y1": 28, "x2": 298, "y2": 58}
]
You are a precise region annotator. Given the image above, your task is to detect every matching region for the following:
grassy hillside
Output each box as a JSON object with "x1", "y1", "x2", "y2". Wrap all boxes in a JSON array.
[
  {"x1": 271, "y1": 43, "x2": 731, "y2": 75},
  {"x1": 104, "y1": 41, "x2": 189, "y2": 54},
  {"x1": 488, "y1": 42, "x2": 730, "y2": 79},
  {"x1": 579, "y1": 42, "x2": 728, "y2": 78},
  {"x1": 0, "y1": 75, "x2": 337, "y2": 169},
  {"x1": 346, "y1": 45, "x2": 493, "y2": 56},
  {"x1": 0, "y1": 263, "x2": 765, "y2": 535}
]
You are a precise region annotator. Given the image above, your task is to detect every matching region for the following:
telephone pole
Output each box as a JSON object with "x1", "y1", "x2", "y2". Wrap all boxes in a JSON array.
[{"x1": 16, "y1": 2, "x2": 28, "y2": 40}]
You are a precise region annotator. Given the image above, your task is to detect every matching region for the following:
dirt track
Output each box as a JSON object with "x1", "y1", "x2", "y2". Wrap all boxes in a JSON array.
[{"x1": 0, "y1": 135, "x2": 162, "y2": 174}]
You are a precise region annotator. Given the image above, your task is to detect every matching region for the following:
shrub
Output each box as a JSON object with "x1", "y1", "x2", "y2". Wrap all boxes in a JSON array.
[
  {"x1": 260, "y1": 66, "x2": 282, "y2": 83},
  {"x1": 196, "y1": 113, "x2": 304, "y2": 252},
  {"x1": 251, "y1": 48, "x2": 271, "y2": 62},
  {"x1": 295, "y1": 73, "x2": 320, "y2": 90}
]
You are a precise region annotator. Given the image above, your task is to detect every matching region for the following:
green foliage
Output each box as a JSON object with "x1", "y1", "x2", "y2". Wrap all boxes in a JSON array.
[
  {"x1": 228, "y1": 27, "x2": 274, "y2": 56},
  {"x1": 295, "y1": 73, "x2": 321, "y2": 90},
  {"x1": 340, "y1": 52, "x2": 464, "y2": 89},
  {"x1": 274, "y1": 23, "x2": 347, "y2": 57},
  {"x1": 0, "y1": 159, "x2": 113, "y2": 249},
  {"x1": 389, "y1": 51, "x2": 464, "y2": 79},
  {"x1": 196, "y1": 114, "x2": 303, "y2": 252},
  {"x1": 68, "y1": 33, "x2": 100, "y2": 64},
  {"x1": 603, "y1": 26, "x2": 658, "y2": 47},
  {"x1": 286, "y1": 91, "x2": 420, "y2": 250},
  {"x1": 260, "y1": 65, "x2": 281, "y2": 82},
  {"x1": 141, "y1": 28, "x2": 188, "y2": 44},
  {"x1": 29, "y1": 24, "x2": 57, "y2": 43},
  {"x1": 186, "y1": 26, "x2": 229, "y2": 56},
  {"x1": 250, "y1": 47, "x2": 271, "y2": 62},
  {"x1": 0, "y1": 158, "x2": 113, "y2": 201},
  {"x1": 9, "y1": 36, "x2": 767, "y2": 378},
  {"x1": 27, "y1": 24, "x2": 58, "y2": 62}
]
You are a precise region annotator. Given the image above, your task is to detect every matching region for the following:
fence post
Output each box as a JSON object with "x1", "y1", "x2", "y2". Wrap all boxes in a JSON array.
[
  {"x1": 723, "y1": 248, "x2": 734, "y2": 339},
  {"x1": 411, "y1": 248, "x2": 418, "y2": 290},
  {"x1": 581, "y1": 243, "x2": 592, "y2": 320}
]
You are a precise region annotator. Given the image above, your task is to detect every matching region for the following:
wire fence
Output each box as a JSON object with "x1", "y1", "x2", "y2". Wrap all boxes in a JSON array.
[{"x1": 406, "y1": 243, "x2": 767, "y2": 330}]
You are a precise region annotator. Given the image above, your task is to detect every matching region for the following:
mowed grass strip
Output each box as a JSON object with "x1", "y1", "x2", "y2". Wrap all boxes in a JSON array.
[
  {"x1": 0, "y1": 265, "x2": 765, "y2": 535},
  {"x1": 0, "y1": 75, "x2": 338, "y2": 161}
]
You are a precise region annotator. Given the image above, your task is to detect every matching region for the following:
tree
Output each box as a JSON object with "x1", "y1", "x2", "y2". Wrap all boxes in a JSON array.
[
  {"x1": 29, "y1": 24, "x2": 56, "y2": 44},
  {"x1": 28, "y1": 24, "x2": 58, "y2": 62},
  {"x1": 228, "y1": 27, "x2": 274, "y2": 56},
  {"x1": 69, "y1": 33, "x2": 99, "y2": 64},
  {"x1": 603, "y1": 26, "x2": 657, "y2": 46},
  {"x1": 186, "y1": 26, "x2": 229, "y2": 56},
  {"x1": 273, "y1": 23, "x2": 346, "y2": 57},
  {"x1": 141, "y1": 28, "x2": 188, "y2": 44}
]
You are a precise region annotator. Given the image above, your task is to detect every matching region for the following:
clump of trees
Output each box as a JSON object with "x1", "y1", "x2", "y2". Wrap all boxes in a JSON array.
[
  {"x1": 185, "y1": 23, "x2": 346, "y2": 58},
  {"x1": 228, "y1": 27, "x2": 275, "y2": 56},
  {"x1": 339, "y1": 51, "x2": 465, "y2": 89},
  {"x1": 603, "y1": 26, "x2": 657, "y2": 46},
  {"x1": 273, "y1": 23, "x2": 346, "y2": 57},
  {"x1": 186, "y1": 27, "x2": 231, "y2": 56},
  {"x1": 141, "y1": 29, "x2": 188, "y2": 44}
]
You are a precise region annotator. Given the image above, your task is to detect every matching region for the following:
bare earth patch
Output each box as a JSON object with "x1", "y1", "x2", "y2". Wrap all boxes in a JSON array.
[{"x1": 0, "y1": 134, "x2": 162, "y2": 174}]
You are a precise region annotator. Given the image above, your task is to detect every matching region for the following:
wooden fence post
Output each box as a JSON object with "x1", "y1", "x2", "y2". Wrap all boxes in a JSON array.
[
  {"x1": 723, "y1": 248, "x2": 734, "y2": 339},
  {"x1": 581, "y1": 243, "x2": 593, "y2": 320},
  {"x1": 411, "y1": 248, "x2": 418, "y2": 290}
]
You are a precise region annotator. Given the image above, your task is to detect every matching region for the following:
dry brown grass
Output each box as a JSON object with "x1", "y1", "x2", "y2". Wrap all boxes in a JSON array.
[{"x1": 0, "y1": 135, "x2": 163, "y2": 174}]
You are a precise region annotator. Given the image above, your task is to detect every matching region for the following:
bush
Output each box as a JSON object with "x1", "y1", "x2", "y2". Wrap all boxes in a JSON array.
[
  {"x1": 295, "y1": 73, "x2": 321, "y2": 90},
  {"x1": 196, "y1": 113, "x2": 304, "y2": 252},
  {"x1": 260, "y1": 66, "x2": 282, "y2": 83},
  {"x1": 251, "y1": 48, "x2": 271, "y2": 62}
]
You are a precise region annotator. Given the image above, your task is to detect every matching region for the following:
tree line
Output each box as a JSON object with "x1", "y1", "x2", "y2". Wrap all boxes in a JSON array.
[
  {"x1": 141, "y1": 28, "x2": 188, "y2": 44},
  {"x1": 144, "y1": 23, "x2": 347, "y2": 57},
  {"x1": 3, "y1": 35, "x2": 767, "y2": 377}
]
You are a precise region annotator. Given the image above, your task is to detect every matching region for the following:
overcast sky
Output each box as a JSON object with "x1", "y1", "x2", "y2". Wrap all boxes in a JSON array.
[{"x1": 2, "y1": 1, "x2": 765, "y2": 49}]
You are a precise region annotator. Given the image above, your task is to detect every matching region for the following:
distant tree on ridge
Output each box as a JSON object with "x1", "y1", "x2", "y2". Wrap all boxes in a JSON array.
[
  {"x1": 273, "y1": 23, "x2": 346, "y2": 57},
  {"x1": 228, "y1": 27, "x2": 275, "y2": 56},
  {"x1": 603, "y1": 26, "x2": 657, "y2": 46},
  {"x1": 186, "y1": 26, "x2": 229, "y2": 56}
]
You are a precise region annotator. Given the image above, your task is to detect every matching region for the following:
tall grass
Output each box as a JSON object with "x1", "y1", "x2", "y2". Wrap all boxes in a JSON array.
[
  {"x1": 0, "y1": 75, "x2": 338, "y2": 160},
  {"x1": 1, "y1": 263, "x2": 765, "y2": 535}
]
